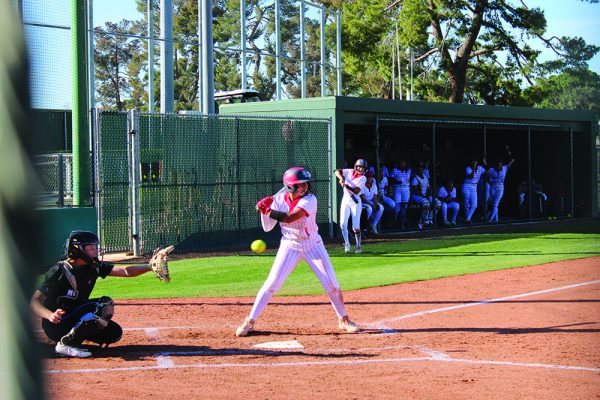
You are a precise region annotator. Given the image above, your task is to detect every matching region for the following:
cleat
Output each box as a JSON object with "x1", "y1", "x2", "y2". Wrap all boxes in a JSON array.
[
  {"x1": 355, "y1": 247, "x2": 362, "y2": 254},
  {"x1": 451, "y1": 221, "x2": 457, "y2": 226},
  {"x1": 339, "y1": 318, "x2": 360, "y2": 333},
  {"x1": 344, "y1": 244, "x2": 351, "y2": 254},
  {"x1": 370, "y1": 225, "x2": 379, "y2": 235},
  {"x1": 55, "y1": 342, "x2": 92, "y2": 358},
  {"x1": 235, "y1": 317, "x2": 255, "y2": 337},
  {"x1": 418, "y1": 222, "x2": 423, "y2": 230}
]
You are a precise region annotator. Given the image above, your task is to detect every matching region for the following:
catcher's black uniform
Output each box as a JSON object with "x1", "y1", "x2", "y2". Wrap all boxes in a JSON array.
[{"x1": 38, "y1": 260, "x2": 123, "y2": 346}]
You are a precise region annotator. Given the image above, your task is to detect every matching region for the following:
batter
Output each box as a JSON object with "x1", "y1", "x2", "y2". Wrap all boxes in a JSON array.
[{"x1": 235, "y1": 167, "x2": 360, "y2": 337}]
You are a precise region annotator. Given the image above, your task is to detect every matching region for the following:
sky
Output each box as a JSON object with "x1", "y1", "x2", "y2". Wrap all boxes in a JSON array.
[{"x1": 93, "y1": 0, "x2": 600, "y2": 73}]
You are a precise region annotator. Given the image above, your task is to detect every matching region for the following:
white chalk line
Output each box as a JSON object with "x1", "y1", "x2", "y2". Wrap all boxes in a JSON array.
[
  {"x1": 369, "y1": 280, "x2": 600, "y2": 327},
  {"x1": 46, "y1": 356, "x2": 600, "y2": 374}
]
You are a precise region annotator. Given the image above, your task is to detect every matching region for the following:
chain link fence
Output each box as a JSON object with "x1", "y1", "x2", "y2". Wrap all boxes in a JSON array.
[
  {"x1": 33, "y1": 153, "x2": 73, "y2": 207},
  {"x1": 96, "y1": 111, "x2": 331, "y2": 254}
]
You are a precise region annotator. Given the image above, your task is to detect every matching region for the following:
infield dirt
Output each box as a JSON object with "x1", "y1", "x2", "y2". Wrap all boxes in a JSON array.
[{"x1": 40, "y1": 256, "x2": 600, "y2": 399}]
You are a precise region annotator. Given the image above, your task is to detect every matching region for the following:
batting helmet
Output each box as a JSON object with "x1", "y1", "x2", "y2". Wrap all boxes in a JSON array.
[
  {"x1": 354, "y1": 159, "x2": 368, "y2": 173},
  {"x1": 65, "y1": 230, "x2": 101, "y2": 264},
  {"x1": 283, "y1": 167, "x2": 312, "y2": 194}
]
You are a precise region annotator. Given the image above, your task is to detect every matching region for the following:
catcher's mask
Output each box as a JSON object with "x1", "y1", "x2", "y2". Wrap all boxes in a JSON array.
[
  {"x1": 65, "y1": 230, "x2": 102, "y2": 265},
  {"x1": 283, "y1": 167, "x2": 312, "y2": 196},
  {"x1": 354, "y1": 159, "x2": 368, "y2": 174}
]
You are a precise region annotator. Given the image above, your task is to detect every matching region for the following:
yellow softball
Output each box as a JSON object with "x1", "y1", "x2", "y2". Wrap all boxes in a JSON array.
[{"x1": 251, "y1": 239, "x2": 267, "y2": 254}]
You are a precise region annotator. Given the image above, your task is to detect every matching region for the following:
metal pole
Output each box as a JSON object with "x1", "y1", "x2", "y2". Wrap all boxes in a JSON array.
[
  {"x1": 94, "y1": 108, "x2": 103, "y2": 245},
  {"x1": 235, "y1": 117, "x2": 241, "y2": 235},
  {"x1": 375, "y1": 116, "x2": 380, "y2": 180},
  {"x1": 240, "y1": 0, "x2": 247, "y2": 91},
  {"x1": 336, "y1": 10, "x2": 342, "y2": 96},
  {"x1": 72, "y1": 0, "x2": 91, "y2": 206},
  {"x1": 431, "y1": 122, "x2": 437, "y2": 225},
  {"x1": 275, "y1": 0, "x2": 281, "y2": 99},
  {"x1": 58, "y1": 154, "x2": 65, "y2": 207},
  {"x1": 128, "y1": 110, "x2": 141, "y2": 256},
  {"x1": 410, "y1": 48, "x2": 414, "y2": 100},
  {"x1": 197, "y1": 0, "x2": 203, "y2": 111},
  {"x1": 148, "y1": 0, "x2": 154, "y2": 112},
  {"x1": 396, "y1": 23, "x2": 401, "y2": 100},
  {"x1": 320, "y1": 5, "x2": 326, "y2": 97},
  {"x1": 570, "y1": 128, "x2": 574, "y2": 218},
  {"x1": 160, "y1": 0, "x2": 174, "y2": 113},
  {"x1": 88, "y1": 0, "x2": 95, "y2": 111},
  {"x1": 328, "y1": 117, "x2": 334, "y2": 238},
  {"x1": 527, "y1": 127, "x2": 532, "y2": 220},
  {"x1": 391, "y1": 38, "x2": 395, "y2": 100},
  {"x1": 483, "y1": 125, "x2": 487, "y2": 223},
  {"x1": 201, "y1": 0, "x2": 215, "y2": 114},
  {"x1": 300, "y1": 0, "x2": 306, "y2": 98}
]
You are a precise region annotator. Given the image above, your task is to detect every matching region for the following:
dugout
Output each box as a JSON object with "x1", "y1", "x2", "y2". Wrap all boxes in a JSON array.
[{"x1": 221, "y1": 97, "x2": 598, "y2": 224}]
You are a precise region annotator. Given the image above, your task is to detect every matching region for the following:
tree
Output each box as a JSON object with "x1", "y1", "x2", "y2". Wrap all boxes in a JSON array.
[
  {"x1": 94, "y1": 20, "x2": 144, "y2": 110},
  {"x1": 341, "y1": 0, "x2": 599, "y2": 104},
  {"x1": 524, "y1": 69, "x2": 600, "y2": 122}
]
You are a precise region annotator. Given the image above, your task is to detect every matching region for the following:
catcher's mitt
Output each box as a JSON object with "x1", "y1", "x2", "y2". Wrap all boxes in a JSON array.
[{"x1": 149, "y1": 245, "x2": 174, "y2": 283}]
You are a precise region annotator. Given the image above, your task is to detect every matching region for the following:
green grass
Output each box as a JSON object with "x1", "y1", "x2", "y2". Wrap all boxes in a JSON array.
[{"x1": 92, "y1": 232, "x2": 600, "y2": 300}]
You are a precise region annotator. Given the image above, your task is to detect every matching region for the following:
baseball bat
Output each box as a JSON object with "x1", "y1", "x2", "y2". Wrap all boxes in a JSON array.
[{"x1": 342, "y1": 178, "x2": 359, "y2": 204}]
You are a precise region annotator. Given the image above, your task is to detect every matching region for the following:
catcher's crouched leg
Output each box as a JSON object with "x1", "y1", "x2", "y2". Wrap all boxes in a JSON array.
[
  {"x1": 89, "y1": 296, "x2": 122, "y2": 347},
  {"x1": 60, "y1": 297, "x2": 122, "y2": 348}
]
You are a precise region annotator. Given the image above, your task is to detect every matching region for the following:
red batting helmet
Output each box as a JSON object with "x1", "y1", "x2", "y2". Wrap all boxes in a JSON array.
[{"x1": 283, "y1": 167, "x2": 312, "y2": 194}]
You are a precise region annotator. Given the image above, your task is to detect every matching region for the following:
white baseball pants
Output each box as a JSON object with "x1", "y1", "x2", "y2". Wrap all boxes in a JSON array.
[
  {"x1": 440, "y1": 201, "x2": 460, "y2": 223},
  {"x1": 340, "y1": 198, "x2": 362, "y2": 247},
  {"x1": 462, "y1": 183, "x2": 478, "y2": 222},
  {"x1": 248, "y1": 239, "x2": 347, "y2": 321},
  {"x1": 488, "y1": 184, "x2": 504, "y2": 222}
]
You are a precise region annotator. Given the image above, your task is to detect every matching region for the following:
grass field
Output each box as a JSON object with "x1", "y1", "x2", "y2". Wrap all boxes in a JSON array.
[{"x1": 93, "y1": 228, "x2": 600, "y2": 300}]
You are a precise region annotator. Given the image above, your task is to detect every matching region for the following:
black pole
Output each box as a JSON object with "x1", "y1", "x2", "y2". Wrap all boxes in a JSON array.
[
  {"x1": 527, "y1": 127, "x2": 532, "y2": 220},
  {"x1": 431, "y1": 122, "x2": 437, "y2": 225},
  {"x1": 483, "y1": 125, "x2": 487, "y2": 223},
  {"x1": 570, "y1": 128, "x2": 574, "y2": 218}
]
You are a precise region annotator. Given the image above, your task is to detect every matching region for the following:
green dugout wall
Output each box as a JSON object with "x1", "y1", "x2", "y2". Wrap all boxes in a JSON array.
[{"x1": 221, "y1": 96, "x2": 598, "y2": 225}]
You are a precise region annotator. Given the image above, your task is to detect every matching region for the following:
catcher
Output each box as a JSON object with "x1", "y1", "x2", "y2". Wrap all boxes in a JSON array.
[{"x1": 30, "y1": 230, "x2": 173, "y2": 358}]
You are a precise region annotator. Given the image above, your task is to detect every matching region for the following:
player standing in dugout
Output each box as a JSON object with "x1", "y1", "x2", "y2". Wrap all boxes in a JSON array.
[{"x1": 335, "y1": 159, "x2": 367, "y2": 254}]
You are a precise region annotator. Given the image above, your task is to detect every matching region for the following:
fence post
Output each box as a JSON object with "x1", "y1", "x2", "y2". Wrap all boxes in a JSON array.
[
  {"x1": 128, "y1": 110, "x2": 142, "y2": 256},
  {"x1": 328, "y1": 117, "x2": 334, "y2": 238},
  {"x1": 93, "y1": 108, "x2": 103, "y2": 244},
  {"x1": 235, "y1": 117, "x2": 241, "y2": 237},
  {"x1": 57, "y1": 153, "x2": 64, "y2": 207}
]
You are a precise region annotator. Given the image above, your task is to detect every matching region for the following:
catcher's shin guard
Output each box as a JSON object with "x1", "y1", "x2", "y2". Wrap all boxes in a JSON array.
[
  {"x1": 60, "y1": 312, "x2": 106, "y2": 347},
  {"x1": 95, "y1": 296, "x2": 115, "y2": 327}
]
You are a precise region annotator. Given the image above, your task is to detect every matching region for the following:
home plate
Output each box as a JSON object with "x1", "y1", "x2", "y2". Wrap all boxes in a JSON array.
[{"x1": 253, "y1": 340, "x2": 305, "y2": 349}]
